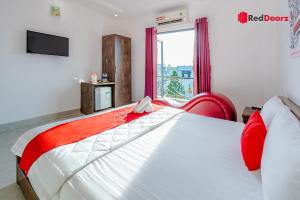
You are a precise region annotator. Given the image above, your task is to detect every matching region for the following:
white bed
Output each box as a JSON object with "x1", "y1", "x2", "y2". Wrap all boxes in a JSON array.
[{"x1": 12, "y1": 107, "x2": 263, "y2": 200}]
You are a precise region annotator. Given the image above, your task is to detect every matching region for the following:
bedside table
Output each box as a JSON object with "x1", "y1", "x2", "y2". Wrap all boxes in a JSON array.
[{"x1": 242, "y1": 107, "x2": 262, "y2": 123}]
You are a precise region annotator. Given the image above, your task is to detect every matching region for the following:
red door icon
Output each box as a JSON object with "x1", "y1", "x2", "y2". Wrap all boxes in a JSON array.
[{"x1": 238, "y1": 12, "x2": 248, "y2": 24}]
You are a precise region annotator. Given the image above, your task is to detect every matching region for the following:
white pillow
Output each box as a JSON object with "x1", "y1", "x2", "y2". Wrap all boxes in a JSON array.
[
  {"x1": 260, "y1": 96, "x2": 285, "y2": 128},
  {"x1": 261, "y1": 107, "x2": 300, "y2": 200}
]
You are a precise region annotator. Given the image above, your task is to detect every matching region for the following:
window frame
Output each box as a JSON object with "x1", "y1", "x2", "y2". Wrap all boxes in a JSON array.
[{"x1": 156, "y1": 28, "x2": 195, "y2": 101}]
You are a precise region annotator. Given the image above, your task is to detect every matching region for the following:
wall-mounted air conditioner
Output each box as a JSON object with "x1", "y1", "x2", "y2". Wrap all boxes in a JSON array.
[{"x1": 155, "y1": 9, "x2": 188, "y2": 26}]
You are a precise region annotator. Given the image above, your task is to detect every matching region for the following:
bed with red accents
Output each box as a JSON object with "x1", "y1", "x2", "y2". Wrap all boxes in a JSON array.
[
  {"x1": 12, "y1": 94, "x2": 253, "y2": 200},
  {"x1": 13, "y1": 103, "x2": 181, "y2": 199}
]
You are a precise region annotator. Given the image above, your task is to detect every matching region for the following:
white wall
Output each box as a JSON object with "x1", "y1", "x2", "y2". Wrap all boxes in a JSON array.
[
  {"x1": 0, "y1": 0, "x2": 126, "y2": 124},
  {"x1": 126, "y1": 0, "x2": 281, "y2": 120},
  {"x1": 0, "y1": 0, "x2": 283, "y2": 124},
  {"x1": 277, "y1": 0, "x2": 300, "y2": 106}
]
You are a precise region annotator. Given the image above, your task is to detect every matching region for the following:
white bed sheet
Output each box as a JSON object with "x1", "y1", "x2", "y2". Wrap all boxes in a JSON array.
[
  {"x1": 13, "y1": 107, "x2": 263, "y2": 200},
  {"x1": 57, "y1": 113, "x2": 263, "y2": 200},
  {"x1": 13, "y1": 107, "x2": 184, "y2": 199}
]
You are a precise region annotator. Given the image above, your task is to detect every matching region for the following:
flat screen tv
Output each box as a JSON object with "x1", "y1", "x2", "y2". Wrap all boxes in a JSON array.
[{"x1": 27, "y1": 31, "x2": 69, "y2": 57}]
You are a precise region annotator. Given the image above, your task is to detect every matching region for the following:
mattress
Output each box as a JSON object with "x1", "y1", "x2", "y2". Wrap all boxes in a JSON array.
[
  {"x1": 13, "y1": 109, "x2": 263, "y2": 200},
  {"x1": 58, "y1": 113, "x2": 263, "y2": 200}
]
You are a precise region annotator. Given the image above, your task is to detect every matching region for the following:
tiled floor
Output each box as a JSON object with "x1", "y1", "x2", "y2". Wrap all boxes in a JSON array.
[
  {"x1": 0, "y1": 183, "x2": 25, "y2": 200},
  {"x1": 0, "y1": 111, "x2": 83, "y2": 190}
]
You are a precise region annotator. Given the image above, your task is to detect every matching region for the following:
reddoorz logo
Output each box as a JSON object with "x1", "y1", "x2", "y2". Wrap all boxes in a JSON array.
[{"x1": 238, "y1": 11, "x2": 288, "y2": 24}]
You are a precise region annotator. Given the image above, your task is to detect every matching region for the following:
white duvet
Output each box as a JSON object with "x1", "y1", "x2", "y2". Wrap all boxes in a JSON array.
[{"x1": 12, "y1": 107, "x2": 263, "y2": 200}]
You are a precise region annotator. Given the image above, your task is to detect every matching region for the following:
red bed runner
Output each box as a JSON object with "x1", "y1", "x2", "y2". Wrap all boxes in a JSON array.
[{"x1": 20, "y1": 104, "x2": 163, "y2": 174}]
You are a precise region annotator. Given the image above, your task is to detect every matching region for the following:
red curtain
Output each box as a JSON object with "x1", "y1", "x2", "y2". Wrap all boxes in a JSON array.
[
  {"x1": 145, "y1": 27, "x2": 157, "y2": 99},
  {"x1": 194, "y1": 18, "x2": 211, "y2": 94}
]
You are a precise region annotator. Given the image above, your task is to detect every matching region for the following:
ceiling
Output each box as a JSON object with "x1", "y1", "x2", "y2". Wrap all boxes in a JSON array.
[{"x1": 88, "y1": 0, "x2": 202, "y2": 17}]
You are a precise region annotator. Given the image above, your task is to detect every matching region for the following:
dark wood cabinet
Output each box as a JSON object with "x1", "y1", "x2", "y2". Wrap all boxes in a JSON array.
[{"x1": 102, "y1": 34, "x2": 132, "y2": 107}]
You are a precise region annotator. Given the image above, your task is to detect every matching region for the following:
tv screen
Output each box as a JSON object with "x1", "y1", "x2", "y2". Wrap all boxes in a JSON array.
[{"x1": 27, "y1": 31, "x2": 69, "y2": 57}]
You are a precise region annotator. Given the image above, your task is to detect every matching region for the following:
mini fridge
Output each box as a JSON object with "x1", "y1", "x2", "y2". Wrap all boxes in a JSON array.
[{"x1": 94, "y1": 86, "x2": 112, "y2": 111}]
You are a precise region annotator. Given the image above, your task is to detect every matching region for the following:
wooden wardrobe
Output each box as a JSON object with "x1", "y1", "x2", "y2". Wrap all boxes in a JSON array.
[{"x1": 102, "y1": 34, "x2": 132, "y2": 107}]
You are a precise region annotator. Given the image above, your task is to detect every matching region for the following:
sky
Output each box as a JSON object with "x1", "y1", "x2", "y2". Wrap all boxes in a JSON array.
[{"x1": 157, "y1": 29, "x2": 195, "y2": 67}]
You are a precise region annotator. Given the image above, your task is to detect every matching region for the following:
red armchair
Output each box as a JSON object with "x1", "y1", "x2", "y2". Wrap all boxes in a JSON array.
[{"x1": 154, "y1": 93, "x2": 237, "y2": 121}]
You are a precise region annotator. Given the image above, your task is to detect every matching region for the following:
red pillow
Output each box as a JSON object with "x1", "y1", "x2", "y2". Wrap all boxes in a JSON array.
[{"x1": 241, "y1": 111, "x2": 267, "y2": 171}]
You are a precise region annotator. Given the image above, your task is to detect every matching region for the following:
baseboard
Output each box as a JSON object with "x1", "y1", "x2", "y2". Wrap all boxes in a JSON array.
[{"x1": 0, "y1": 109, "x2": 82, "y2": 133}]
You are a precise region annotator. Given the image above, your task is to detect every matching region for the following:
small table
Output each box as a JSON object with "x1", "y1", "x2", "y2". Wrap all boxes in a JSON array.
[
  {"x1": 242, "y1": 107, "x2": 261, "y2": 123},
  {"x1": 81, "y1": 82, "x2": 115, "y2": 115}
]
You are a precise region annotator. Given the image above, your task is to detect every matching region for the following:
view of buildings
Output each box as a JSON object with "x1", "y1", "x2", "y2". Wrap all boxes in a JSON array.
[
  {"x1": 157, "y1": 29, "x2": 195, "y2": 101},
  {"x1": 157, "y1": 64, "x2": 194, "y2": 100}
]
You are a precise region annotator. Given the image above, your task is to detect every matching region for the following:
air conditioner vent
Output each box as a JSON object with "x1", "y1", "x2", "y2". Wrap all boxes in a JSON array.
[{"x1": 158, "y1": 18, "x2": 184, "y2": 26}]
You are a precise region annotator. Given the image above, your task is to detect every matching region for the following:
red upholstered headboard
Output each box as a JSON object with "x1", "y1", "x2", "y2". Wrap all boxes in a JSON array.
[{"x1": 154, "y1": 92, "x2": 237, "y2": 121}]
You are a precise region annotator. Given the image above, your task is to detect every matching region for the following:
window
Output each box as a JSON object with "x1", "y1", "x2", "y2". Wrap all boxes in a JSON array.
[{"x1": 157, "y1": 29, "x2": 195, "y2": 101}]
